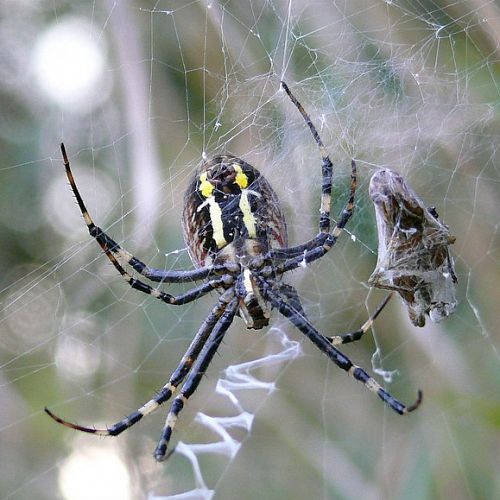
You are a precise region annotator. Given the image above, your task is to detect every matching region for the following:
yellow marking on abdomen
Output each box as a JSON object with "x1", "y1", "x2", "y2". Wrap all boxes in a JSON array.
[
  {"x1": 208, "y1": 197, "x2": 227, "y2": 248},
  {"x1": 199, "y1": 172, "x2": 215, "y2": 197},
  {"x1": 233, "y1": 164, "x2": 248, "y2": 189},
  {"x1": 239, "y1": 190, "x2": 257, "y2": 238}
]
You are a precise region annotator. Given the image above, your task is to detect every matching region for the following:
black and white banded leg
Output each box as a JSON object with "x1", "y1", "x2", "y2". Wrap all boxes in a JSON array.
[
  {"x1": 61, "y1": 144, "x2": 219, "y2": 284},
  {"x1": 276, "y1": 283, "x2": 394, "y2": 347},
  {"x1": 327, "y1": 292, "x2": 394, "y2": 346},
  {"x1": 45, "y1": 290, "x2": 236, "y2": 438},
  {"x1": 61, "y1": 143, "x2": 234, "y2": 305},
  {"x1": 263, "y1": 284, "x2": 421, "y2": 415},
  {"x1": 280, "y1": 81, "x2": 333, "y2": 235},
  {"x1": 272, "y1": 159, "x2": 356, "y2": 268},
  {"x1": 270, "y1": 82, "x2": 355, "y2": 261},
  {"x1": 154, "y1": 297, "x2": 239, "y2": 460}
]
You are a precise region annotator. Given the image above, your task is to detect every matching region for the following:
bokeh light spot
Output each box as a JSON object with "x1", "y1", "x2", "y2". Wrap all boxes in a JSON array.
[
  {"x1": 59, "y1": 445, "x2": 132, "y2": 500},
  {"x1": 32, "y1": 18, "x2": 108, "y2": 109}
]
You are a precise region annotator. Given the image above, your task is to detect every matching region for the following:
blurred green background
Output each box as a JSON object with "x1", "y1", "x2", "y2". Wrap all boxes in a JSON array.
[{"x1": 1, "y1": 1, "x2": 499, "y2": 499}]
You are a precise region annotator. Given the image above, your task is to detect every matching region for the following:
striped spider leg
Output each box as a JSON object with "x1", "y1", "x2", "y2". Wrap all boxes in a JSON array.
[
  {"x1": 262, "y1": 282, "x2": 422, "y2": 415},
  {"x1": 277, "y1": 282, "x2": 396, "y2": 347},
  {"x1": 59, "y1": 143, "x2": 234, "y2": 298},
  {"x1": 46, "y1": 289, "x2": 236, "y2": 461},
  {"x1": 153, "y1": 296, "x2": 239, "y2": 460},
  {"x1": 269, "y1": 81, "x2": 353, "y2": 260}
]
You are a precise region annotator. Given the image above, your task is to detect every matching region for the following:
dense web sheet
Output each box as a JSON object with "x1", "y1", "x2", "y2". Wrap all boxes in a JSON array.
[{"x1": 1, "y1": 1, "x2": 500, "y2": 499}]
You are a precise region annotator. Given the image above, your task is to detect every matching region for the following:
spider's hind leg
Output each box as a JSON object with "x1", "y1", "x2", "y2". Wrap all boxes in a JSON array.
[
  {"x1": 45, "y1": 290, "x2": 237, "y2": 438},
  {"x1": 154, "y1": 297, "x2": 239, "y2": 461},
  {"x1": 277, "y1": 283, "x2": 393, "y2": 348},
  {"x1": 263, "y1": 283, "x2": 421, "y2": 415}
]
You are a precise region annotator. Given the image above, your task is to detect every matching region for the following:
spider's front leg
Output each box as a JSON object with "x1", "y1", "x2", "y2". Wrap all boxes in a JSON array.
[
  {"x1": 281, "y1": 81, "x2": 333, "y2": 235},
  {"x1": 61, "y1": 144, "x2": 242, "y2": 307},
  {"x1": 270, "y1": 157, "x2": 356, "y2": 272},
  {"x1": 61, "y1": 143, "x2": 220, "y2": 285},
  {"x1": 270, "y1": 82, "x2": 356, "y2": 261}
]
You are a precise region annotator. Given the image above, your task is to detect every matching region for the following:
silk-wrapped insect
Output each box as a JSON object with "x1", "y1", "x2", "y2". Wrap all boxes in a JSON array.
[{"x1": 368, "y1": 168, "x2": 457, "y2": 327}]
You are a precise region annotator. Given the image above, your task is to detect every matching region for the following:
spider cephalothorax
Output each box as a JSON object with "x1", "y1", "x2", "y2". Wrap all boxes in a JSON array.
[{"x1": 45, "y1": 82, "x2": 421, "y2": 462}]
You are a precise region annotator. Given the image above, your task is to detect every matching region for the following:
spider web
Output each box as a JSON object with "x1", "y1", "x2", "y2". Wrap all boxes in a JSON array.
[{"x1": 1, "y1": 1, "x2": 499, "y2": 499}]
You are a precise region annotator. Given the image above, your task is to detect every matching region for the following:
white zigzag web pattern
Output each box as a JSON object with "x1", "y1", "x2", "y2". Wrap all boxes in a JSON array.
[{"x1": 150, "y1": 327, "x2": 301, "y2": 499}]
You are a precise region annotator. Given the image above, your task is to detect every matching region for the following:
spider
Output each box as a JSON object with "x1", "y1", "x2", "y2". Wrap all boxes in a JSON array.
[{"x1": 45, "y1": 81, "x2": 422, "y2": 461}]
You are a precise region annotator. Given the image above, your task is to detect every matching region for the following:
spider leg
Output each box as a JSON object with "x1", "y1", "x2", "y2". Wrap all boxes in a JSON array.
[
  {"x1": 277, "y1": 282, "x2": 307, "y2": 316},
  {"x1": 61, "y1": 143, "x2": 218, "y2": 284},
  {"x1": 262, "y1": 284, "x2": 422, "y2": 415},
  {"x1": 275, "y1": 282, "x2": 393, "y2": 346},
  {"x1": 272, "y1": 159, "x2": 356, "y2": 267},
  {"x1": 154, "y1": 297, "x2": 239, "y2": 461},
  {"x1": 272, "y1": 81, "x2": 353, "y2": 260},
  {"x1": 281, "y1": 81, "x2": 333, "y2": 235},
  {"x1": 279, "y1": 164, "x2": 355, "y2": 272},
  {"x1": 62, "y1": 144, "x2": 237, "y2": 305},
  {"x1": 45, "y1": 290, "x2": 236, "y2": 436},
  {"x1": 327, "y1": 293, "x2": 393, "y2": 346},
  {"x1": 269, "y1": 233, "x2": 328, "y2": 259},
  {"x1": 101, "y1": 252, "x2": 228, "y2": 306}
]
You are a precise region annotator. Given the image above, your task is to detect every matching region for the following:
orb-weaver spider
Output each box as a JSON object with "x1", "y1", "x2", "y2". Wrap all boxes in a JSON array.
[{"x1": 45, "y1": 81, "x2": 421, "y2": 461}]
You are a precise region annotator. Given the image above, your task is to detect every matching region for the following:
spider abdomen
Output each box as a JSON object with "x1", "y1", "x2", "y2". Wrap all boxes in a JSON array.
[{"x1": 182, "y1": 155, "x2": 287, "y2": 268}]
